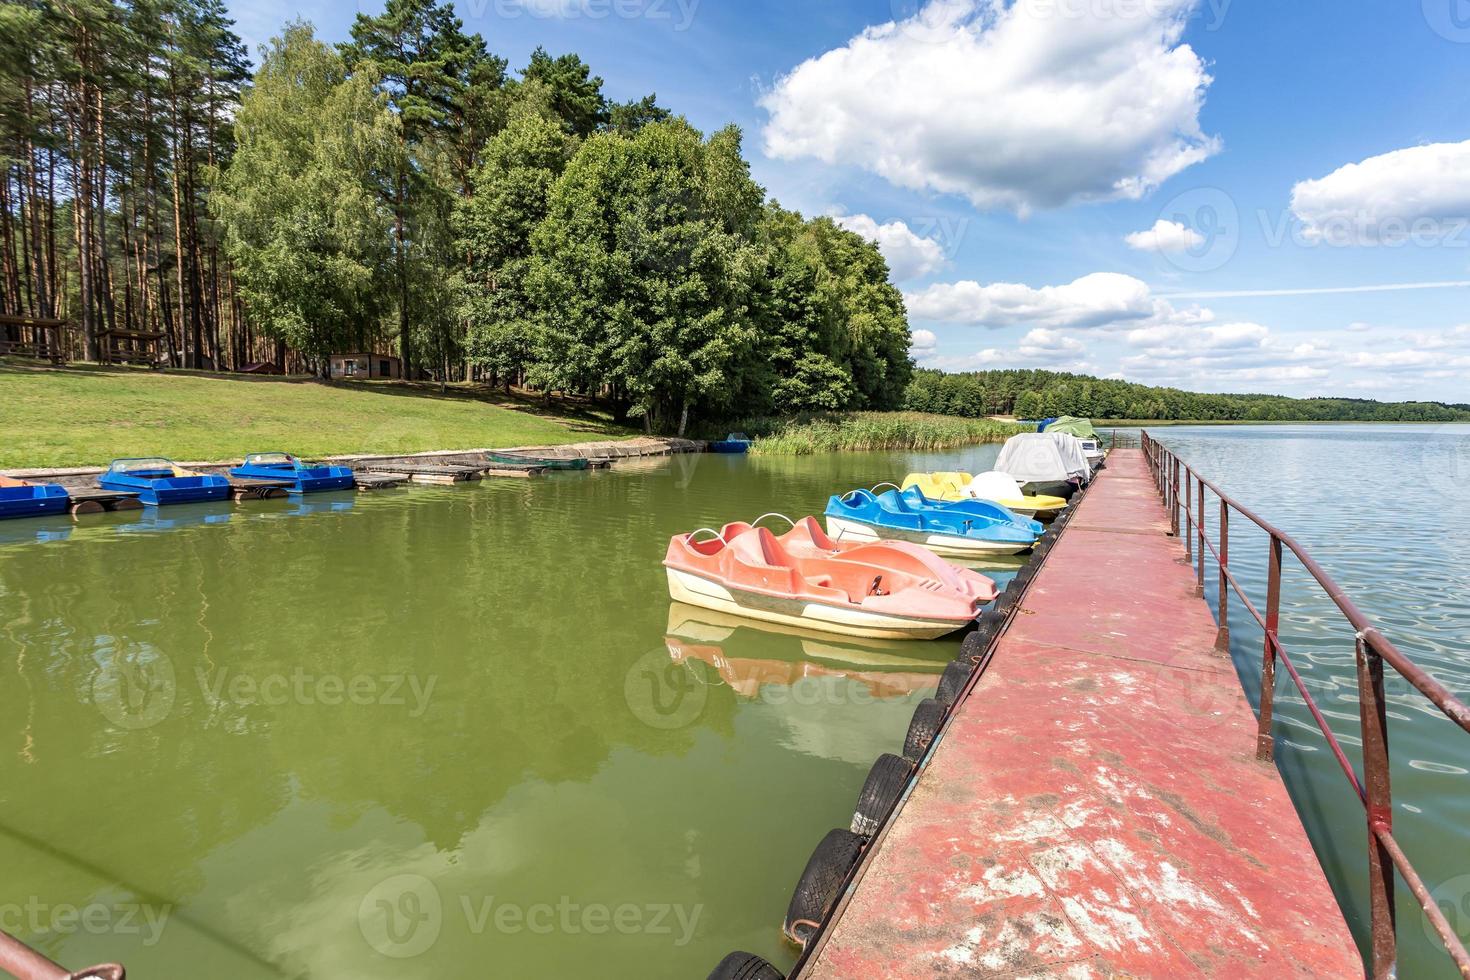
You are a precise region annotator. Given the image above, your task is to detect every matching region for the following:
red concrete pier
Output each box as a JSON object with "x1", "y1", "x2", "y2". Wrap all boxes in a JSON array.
[{"x1": 799, "y1": 449, "x2": 1361, "y2": 978}]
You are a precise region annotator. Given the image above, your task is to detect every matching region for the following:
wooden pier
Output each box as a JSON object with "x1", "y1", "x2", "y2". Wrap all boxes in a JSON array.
[
  {"x1": 357, "y1": 462, "x2": 483, "y2": 485},
  {"x1": 63, "y1": 488, "x2": 143, "y2": 515},
  {"x1": 796, "y1": 449, "x2": 1361, "y2": 978},
  {"x1": 225, "y1": 477, "x2": 291, "y2": 500},
  {"x1": 352, "y1": 472, "x2": 409, "y2": 491}
]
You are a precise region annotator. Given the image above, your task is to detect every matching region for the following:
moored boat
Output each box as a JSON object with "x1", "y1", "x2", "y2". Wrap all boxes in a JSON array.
[
  {"x1": 710, "y1": 432, "x2": 752, "y2": 454},
  {"x1": 993, "y1": 433, "x2": 1089, "y2": 500},
  {"x1": 484, "y1": 450, "x2": 590, "y2": 470},
  {"x1": 664, "y1": 520, "x2": 996, "y2": 639},
  {"x1": 98, "y1": 458, "x2": 230, "y2": 506},
  {"x1": 0, "y1": 476, "x2": 70, "y2": 520},
  {"x1": 230, "y1": 452, "x2": 356, "y2": 493},
  {"x1": 824, "y1": 487, "x2": 1039, "y2": 558},
  {"x1": 901, "y1": 471, "x2": 1067, "y2": 518}
]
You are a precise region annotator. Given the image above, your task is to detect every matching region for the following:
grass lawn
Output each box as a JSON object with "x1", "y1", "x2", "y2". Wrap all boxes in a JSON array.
[{"x1": 0, "y1": 360, "x2": 636, "y2": 469}]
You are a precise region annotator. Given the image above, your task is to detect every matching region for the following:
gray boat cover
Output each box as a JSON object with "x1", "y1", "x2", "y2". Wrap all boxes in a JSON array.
[{"x1": 994, "y1": 433, "x2": 1090, "y2": 485}]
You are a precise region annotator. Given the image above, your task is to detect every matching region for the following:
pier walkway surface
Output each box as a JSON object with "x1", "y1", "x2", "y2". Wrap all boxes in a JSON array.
[{"x1": 800, "y1": 449, "x2": 1360, "y2": 978}]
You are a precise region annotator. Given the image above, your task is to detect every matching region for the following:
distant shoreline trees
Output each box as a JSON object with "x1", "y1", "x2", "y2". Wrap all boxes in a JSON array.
[{"x1": 904, "y1": 368, "x2": 1470, "y2": 423}]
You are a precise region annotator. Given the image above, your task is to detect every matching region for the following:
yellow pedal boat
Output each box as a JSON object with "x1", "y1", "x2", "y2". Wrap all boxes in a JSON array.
[{"x1": 901, "y1": 472, "x2": 1067, "y2": 519}]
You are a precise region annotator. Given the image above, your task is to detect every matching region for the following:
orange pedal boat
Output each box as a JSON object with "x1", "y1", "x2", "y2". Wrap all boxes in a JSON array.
[{"x1": 663, "y1": 516, "x2": 997, "y2": 639}]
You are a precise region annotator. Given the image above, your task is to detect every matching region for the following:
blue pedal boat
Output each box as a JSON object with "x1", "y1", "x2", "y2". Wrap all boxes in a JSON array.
[
  {"x1": 230, "y1": 453, "x2": 356, "y2": 494},
  {"x1": 824, "y1": 487, "x2": 1039, "y2": 558},
  {"x1": 710, "y1": 432, "x2": 752, "y2": 454},
  {"x1": 98, "y1": 458, "x2": 230, "y2": 506},
  {"x1": 0, "y1": 476, "x2": 70, "y2": 520},
  {"x1": 897, "y1": 486, "x2": 1043, "y2": 535}
]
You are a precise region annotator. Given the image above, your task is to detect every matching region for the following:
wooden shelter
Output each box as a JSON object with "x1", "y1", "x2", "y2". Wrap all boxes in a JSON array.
[
  {"x1": 0, "y1": 314, "x2": 67, "y2": 364},
  {"x1": 330, "y1": 352, "x2": 402, "y2": 380},
  {"x1": 100, "y1": 328, "x2": 165, "y2": 367}
]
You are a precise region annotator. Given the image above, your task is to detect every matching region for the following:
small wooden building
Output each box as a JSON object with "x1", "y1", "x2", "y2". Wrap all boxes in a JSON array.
[
  {"x1": 330, "y1": 352, "x2": 402, "y2": 380},
  {"x1": 0, "y1": 314, "x2": 67, "y2": 364}
]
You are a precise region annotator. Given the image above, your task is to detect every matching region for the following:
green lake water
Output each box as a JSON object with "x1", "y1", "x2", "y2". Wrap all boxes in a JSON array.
[
  {"x1": 4, "y1": 428, "x2": 1467, "y2": 977},
  {"x1": 0, "y1": 446, "x2": 1018, "y2": 978}
]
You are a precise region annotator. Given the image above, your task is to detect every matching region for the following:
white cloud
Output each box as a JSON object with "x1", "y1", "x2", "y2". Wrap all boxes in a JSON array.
[
  {"x1": 1018, "y1": 327, "x2": 1084, "y2": 358},
  {"x1": 1125, "y1": 219, "x2": 1205, "y2": 253},
  {"x1": 833, "y1": 213, "x2": 947, "y2": 281},
  {"x1": 906, "y1": 272, "x2": 1158, "y2": 328},
  {"x1": 760, "y1": 0, "x2": 1219, "y2": 213},
  {"x1": 909, "y1": 328, "x2": 939, "y2": 355},
  {"x1": 1290, "y1": 140, "x2": 1470, "y2": 245}
]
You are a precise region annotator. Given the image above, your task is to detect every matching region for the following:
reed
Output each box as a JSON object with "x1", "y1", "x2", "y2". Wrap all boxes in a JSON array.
[{"x1": 736, "y1": 412, "x2": 1028, "y2": 456}]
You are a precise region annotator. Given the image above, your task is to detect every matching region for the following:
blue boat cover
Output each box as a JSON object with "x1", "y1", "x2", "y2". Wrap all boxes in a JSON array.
[
  {"x1": 230, "y1": 453, "x2": 356, "y2": 494},
  {"x1": 825, "y1": 488, "x2": 1039, "y2": 545}
]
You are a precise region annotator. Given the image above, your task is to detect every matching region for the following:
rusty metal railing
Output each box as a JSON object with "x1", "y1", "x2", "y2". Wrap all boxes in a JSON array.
[
  {"x1": 0, "y1": 929, "x2": 124, "y2": 979},
  {"x1": 1141, "y1": 432, "x2": 1470, "y2": 978}
]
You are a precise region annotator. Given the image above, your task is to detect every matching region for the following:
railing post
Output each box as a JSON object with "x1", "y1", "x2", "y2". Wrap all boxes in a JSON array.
[
  {"x1": 1170, "y1": 457, "x2": 1180, "y2": 536},
  {"x1": 1257, "y1": 534, "x2": 1282, "y2": 761},
  {"x1": 1356, "y1": 633, "x2": 1397, "y2": 977},
  {"x1": 1196, "y1": 478, "x2": 1206, "y2": 597},
  {"x1": 1183, "y1": 470, "x2": 1193, "y2": 562},
  {"x1": 1215, "y1": 499, "x2": 1230, "y2": 650}
]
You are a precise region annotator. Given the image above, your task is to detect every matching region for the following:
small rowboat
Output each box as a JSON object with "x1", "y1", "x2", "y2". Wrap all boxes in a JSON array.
[
  {"x1": 664, "y1": 517, "x2": 996, "y2": 639},
  {"x1": 230, "y1": 452, "x2": 356, "y2": 493},
  {"x1": 825, "y1": 487, "x2": 1039, "y2": 558},
  {"x1": 484, "y1": 450, "x2": 589, "y2": 471},
  {"x1": 98, "y1": 458, "x2": 230, "y2": 506},
  {"x1": 902, "y1": 472, "x2": 1067, "y2": 519},
  {"x1": 0, "y1": 476, "x2": 70, "y2": 520},
  {"x1": 709, "y1": 432, "x2": 752, "y2": 454}
]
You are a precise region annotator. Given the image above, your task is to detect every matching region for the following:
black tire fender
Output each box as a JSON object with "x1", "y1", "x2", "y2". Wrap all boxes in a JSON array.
[
  {"x1": 902, "y1": 698, "x2": 946, "y2": 760},
  {"x1": 851, "y1": 753, "x2": 915, "y2": 836},
  {"x1": 707, "y1": 951, "x2": 786, "y2": 980},
  {"x1": 782, "y1": 829, "x2": 866, "y2": 948},
  {"x1": 934, "y1": 659, "x2": 973, "y2": 707}
]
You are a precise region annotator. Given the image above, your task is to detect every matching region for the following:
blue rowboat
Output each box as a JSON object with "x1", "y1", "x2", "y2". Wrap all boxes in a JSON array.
[
  {"x1": 98, "y1": 458, "x2": 230, "y2": 506},
  {"x1": 710, "y1": 432, "x2": 752, "y2": 454},
  {"x1": 230, "y1": 452, "x2": 356, "y2": 494},
  {"x1": 824, "y1": 487, "x2": 1039, "y2": 558},
  {"x1": 0, "y1": 476, "x2": 70, "y2": 520}
]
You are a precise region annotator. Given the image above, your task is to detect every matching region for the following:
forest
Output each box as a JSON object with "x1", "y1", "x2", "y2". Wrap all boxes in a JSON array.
[
  {"x1": 904, "y1": 369, "x2": 1470, "y2": 423},
  {"x1": 0, "y1": 0, "x2": 912, "y2": 433}
]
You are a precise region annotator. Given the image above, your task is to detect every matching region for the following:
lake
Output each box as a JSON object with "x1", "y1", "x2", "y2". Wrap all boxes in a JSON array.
[
  {"x1": 1141, "y1": 423, "x2": 1470, "y2": 978},
  {"x1": 1, "y1": 427, "x2": 1464, "y2": 977}
]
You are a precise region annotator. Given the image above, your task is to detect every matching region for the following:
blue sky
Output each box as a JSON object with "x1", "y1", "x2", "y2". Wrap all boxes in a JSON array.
[{"x1": 232, "y1": 0, "x2": 1470, "y2": 402}]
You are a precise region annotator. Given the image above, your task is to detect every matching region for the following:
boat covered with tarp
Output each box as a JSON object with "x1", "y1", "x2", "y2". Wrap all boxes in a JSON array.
[
  {"x1": 0, "y1": 476, "x2": 70, "y2": 520},
  {"x1": 824, "y1": 487, "x2": 1039, "y2": 557},
  {"x1": 230, "y1": 453, "x2": 356, "y2": 493},
  {"x1": 1043, "y1": 417, "x2": 1105, "y2": 466},
  {"x1": 994, "y1": 433, "x2": 1090, "y2": 499},
  {"x1": 710, "y1": 433, "x2": 752, "y2": 454},
  {"x1": 484, "y1": 450, "x2": 590, "y2": 470},
  {"x1": 664, "y1": 517, "x2": 995, "y2": 639},
  {"x1": 901, "y1": 471, "x2": 1067, "y2": 518},
  {"x1": 98, "y1": 458, "x2": 230, "y2": 506}
]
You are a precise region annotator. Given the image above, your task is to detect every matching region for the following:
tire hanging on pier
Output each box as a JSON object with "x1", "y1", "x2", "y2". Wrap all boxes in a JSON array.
[
  {"x1": 957, "y1": 610, "x2": 1007, "y2": 665},
  {"x1": 851, "y1": 753, "x2": 916, "y2": 836},
  {"x1": 783, "y1": 829, "x2": 867, "y2": 948},
  {"x1": 902, "y1": 698, "x2": 946, "y2": 760},
  {"x1": 707, "y1": 951, "x2": 786, "y2": 980},
  {"x1": 934, "y1": 660, "x2": 973, "y2": 707}
]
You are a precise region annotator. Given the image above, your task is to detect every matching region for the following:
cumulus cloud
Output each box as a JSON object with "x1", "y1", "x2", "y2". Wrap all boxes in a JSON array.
[
  {"x1": 1126, "y1": 321, "x2": 1268, "y2": 351},
  {"x1": 909, "y1": 328, "x2": 939, "y2": 355},
  {"x1": 833, "y1": 213, "x2": 947, "y2": 281},
  {"x1": 1125, "y1": 219, "x2": 1206, "y2": 253},
  {"x1": 760, "y1": 0, "x2": 1218, "y2": 213},
  {"x1": 1290, "y1": 140, "x2": 1470, "y2": 245},
  {"x1": 905, "y1": 272, "x2": 1159, "y2": 329}
]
